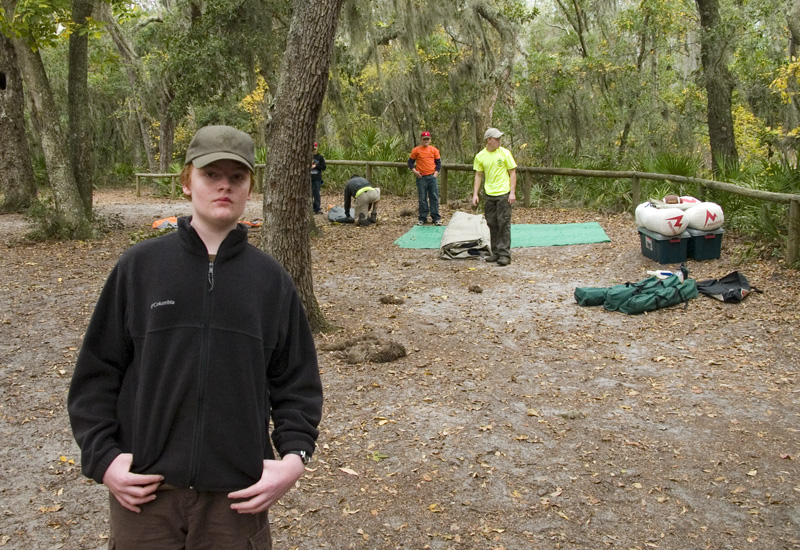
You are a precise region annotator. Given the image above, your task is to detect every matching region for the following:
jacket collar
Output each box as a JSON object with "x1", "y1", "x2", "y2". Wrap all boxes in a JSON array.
[{"x1": 177, "y1": 216, "x2": 249, "y2": 259}]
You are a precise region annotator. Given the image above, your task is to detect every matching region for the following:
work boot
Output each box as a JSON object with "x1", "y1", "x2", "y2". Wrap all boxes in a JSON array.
[
  {"x1": 485, "y1": 254, "x2": 499, "y2": 262},
  {"x1": 369, "y1": 210, "x2": 377, "y2": 224},
  {"x1": 497, "y1": 256, "x2": 511, "y2": 266},
  {"x1": 356, "y1": 213, "x2": 366, "y2": 227}
]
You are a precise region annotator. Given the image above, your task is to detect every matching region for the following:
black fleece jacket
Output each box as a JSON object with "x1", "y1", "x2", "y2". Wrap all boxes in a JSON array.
[
  {"x1": 311, "y1": 153, "x2": 326, "y2": 182},
  {"x1": 68, "y1": 217, "x2": 322, "y2": 492}
]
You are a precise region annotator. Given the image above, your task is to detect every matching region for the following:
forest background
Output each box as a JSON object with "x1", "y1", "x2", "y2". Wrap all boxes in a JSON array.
[
  {"x1": 2, "y1": 0, "x2": 800, "y2": 259},
  {"x1": 2, "y1": 3, "x2": 800, "y2": 547}
]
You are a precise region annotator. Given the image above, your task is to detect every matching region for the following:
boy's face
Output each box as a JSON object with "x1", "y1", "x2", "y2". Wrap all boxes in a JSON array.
[
  {"x1": 421, "y1": 136, "x2": 431, "y2": 147},
  {"x1": 182, "y1": 159, "x2": 252, "y2": 231},
  {"x1": 486, "y1": 136, "x2": 501, "y2": 151}
]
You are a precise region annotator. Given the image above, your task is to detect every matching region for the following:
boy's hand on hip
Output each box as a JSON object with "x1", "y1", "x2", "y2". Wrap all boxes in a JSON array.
[
  {"x1": 103, "y1": 453, "x2": 164, "y2": 513},
  {"x1": 228, "y1": 457, "x2": 306, "y2": 514}
]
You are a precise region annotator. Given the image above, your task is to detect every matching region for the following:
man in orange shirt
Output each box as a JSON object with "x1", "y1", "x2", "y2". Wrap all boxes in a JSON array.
[{"x1": 408, "y1": 131, "x2": 442, "y2": 226}]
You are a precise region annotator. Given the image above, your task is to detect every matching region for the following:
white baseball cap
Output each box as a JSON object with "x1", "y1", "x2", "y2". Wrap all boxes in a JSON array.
[{"x1": 484, "y1": 128, "x2": 504, "y2": 140}]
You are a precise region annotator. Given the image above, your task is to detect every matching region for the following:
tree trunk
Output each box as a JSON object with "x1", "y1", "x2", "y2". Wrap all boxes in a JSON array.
[
  {"x1": 97, "y1": 3, "x2": 159, "y2": 172},
  {"x1": 785, "y1": 0, "x2": 800, "y2": 162},
  {"x1": 472, "y1": 1, "x2": 516, "y2": 140},
  {"x1": 555, "y1": 0, "x2": 589, "y2": 58},
  {"x1": 261, "y1": 0, "x2": 344, "y2": 333},
  {"x1": 159, "y1": 111, "x2": 176, "y2": 173},
  {"x1": 570, "y1": 94, "x2": 582, "y2": 157},
  {"x1": 7, "y1": 1, "x2": 91, "y2": 237},
  {"x1": 0, "y1": 32, "x2": 37, "y2": 212},
  {"x1": 68, "y1": 0, "x2": 94, "y2": 213},
  {"x1": 695, "y1": 0, "x2": 739, "y2": 177},
  {"x1": 617, "y1": 18, "x2": 650, "y2": 163}
]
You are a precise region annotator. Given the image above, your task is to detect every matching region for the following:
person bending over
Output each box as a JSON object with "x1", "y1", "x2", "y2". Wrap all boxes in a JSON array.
[{"x1": 343, "y1": 174, "x2": 380, "y2": 227}]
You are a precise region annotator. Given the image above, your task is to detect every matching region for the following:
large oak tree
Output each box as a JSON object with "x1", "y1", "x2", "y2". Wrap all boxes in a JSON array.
[
  {"x1": 2, "y1": 0, "x2": 92, "y2": 236},
  {"x1": 261, "y1": 0, "x2": 344, "y2": 332},
  {"x1": 696, "y1": 0, "x2": 739, "y2": 176},
  {"x1": 0, "y1": 31, "x2": 36, "y2": 212},
  {"x1": 68, "y1": 0, "x2": 93, "y2": 213}
]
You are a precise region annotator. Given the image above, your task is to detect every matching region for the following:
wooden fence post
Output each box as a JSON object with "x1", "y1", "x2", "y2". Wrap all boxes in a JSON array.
[
  {"x1": 788, "y1": 199, "x2": 799, "y2": 267},
  {"x1": 365, "y1": 163, "x2": 372, "y2": 182},
  {"x1": 135, "y1": 175, "x2": 141, "y2": 197},
  {"x1": 522, "y1": 170, "x2": 531, "y2": 207},
  {"x1": 632, "y1": 175, "x2": 641, "y2": 211},
  {"x1": 440, "y1": 167, "x2": 448, "y2": 204}
]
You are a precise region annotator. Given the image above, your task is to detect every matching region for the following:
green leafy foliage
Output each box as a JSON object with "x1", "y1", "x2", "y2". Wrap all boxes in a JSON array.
[
  {"x1": 149, "y1": 161, "x2": 184, "y2": 198},
  {"x1": 2, "y1": 0, "x2": 71, "y2": 48},
  {"x1": 323, "y1": 124, "x2": 411, "y2": 195},
  {"x1": 8, "y1": 0, "x2": 800, "y2": 262},
  {"x1": 635, "y1": 154, "x2": 702, "y2": 178},
  {"x1": 712, "y1": 161, "x2": 800, "y2": 254}
]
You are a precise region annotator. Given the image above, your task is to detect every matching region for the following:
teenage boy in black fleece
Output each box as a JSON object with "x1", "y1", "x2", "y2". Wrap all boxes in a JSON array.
[{"x1": 68, "y1": 125, "x2": 322, "y2": 550}]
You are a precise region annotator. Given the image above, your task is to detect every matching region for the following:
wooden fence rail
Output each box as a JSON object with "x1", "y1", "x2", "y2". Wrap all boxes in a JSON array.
[
  {"x1": 136, "y1": 161, "x2": 800, "y2": 265},
  {"x1": 134, "y1": 173, "x2": 180, "y2": 199}
]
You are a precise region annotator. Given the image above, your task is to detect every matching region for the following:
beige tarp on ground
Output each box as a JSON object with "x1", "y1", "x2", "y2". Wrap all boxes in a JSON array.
[{"x1": 439, "y1": 211, "x2": 492, "y2": 259}]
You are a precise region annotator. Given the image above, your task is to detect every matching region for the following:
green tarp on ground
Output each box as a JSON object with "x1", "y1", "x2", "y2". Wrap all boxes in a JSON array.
[{"x1": 393, "y1": 222, "x2": 611, "y2": 249}]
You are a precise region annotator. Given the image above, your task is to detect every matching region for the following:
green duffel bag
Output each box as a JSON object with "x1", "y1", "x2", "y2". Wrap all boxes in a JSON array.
[
  {"x1": 574, "y1": 286, "x2": 609, "y2": 306},
  {"x1": 603, "y1": 276, "x2": 662, "y2": 312},
  {"x1": 618, "y1": 278, "x2": 698, "y2": 314}
]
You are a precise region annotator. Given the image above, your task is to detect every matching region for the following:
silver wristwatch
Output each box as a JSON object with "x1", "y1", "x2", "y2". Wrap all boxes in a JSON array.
[{"x1": 285, "y1": 450, "x2": 311, "y2": 464}]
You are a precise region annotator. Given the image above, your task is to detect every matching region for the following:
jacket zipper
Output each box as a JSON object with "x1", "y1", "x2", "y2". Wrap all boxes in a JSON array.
[{"x1": 189, "y1": 259, "x2": 214, "y2": 488}]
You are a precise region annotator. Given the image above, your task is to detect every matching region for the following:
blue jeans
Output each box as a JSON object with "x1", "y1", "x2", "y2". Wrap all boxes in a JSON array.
[
  {"x1": 311, "y1": 179, "x2": 323, "y2": 213},
  {"x1": 416, "y1": 175, "x2": 440, "y2": 223}
]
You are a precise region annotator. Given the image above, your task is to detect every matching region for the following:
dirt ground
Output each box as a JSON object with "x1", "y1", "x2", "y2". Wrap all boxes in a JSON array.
[{"x1": 1, "y1": 187, "x2": 798, "y2": 550}]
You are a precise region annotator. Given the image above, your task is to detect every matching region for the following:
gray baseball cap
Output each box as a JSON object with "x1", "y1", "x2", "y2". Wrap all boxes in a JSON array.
[
  {"x1": 185, "y1": 125, "x2": 255, "y2": 172},
  {"x1": 484, "y1": 128, "x2": 504, "y2": 140}
]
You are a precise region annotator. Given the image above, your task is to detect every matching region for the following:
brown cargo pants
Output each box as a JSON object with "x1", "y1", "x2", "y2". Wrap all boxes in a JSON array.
[{"x1": 107, "y1": 488, "x2": 272, "y2": 550}]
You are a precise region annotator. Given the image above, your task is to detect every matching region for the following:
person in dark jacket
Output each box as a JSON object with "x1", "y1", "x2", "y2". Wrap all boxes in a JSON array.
[
  {"x1": 68, "y1": 125, "x2": 322, "y2": 549},
  {"x1": 310, "y1": 141, "x2": 326, "y2": 214},
  {"x1": 342, "y1": 174, "x2": 380, "y2": 226}
]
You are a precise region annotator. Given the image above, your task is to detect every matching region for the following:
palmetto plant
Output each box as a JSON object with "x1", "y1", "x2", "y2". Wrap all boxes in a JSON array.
[
  {"x1": 714, "y1": 161, "x2": 798, "y2": 259},
  {"x1": 144, "y1": 161, "x2": 185, "y2": 198},
  {"x1": 324, "y1": 125, "x2": 410, "y2": 195},
  {"x1": 350, "y1": 126, "x2": 404, "y2": 162},
  {"x1": 633, "y1": 153, "x2": 703, "y2": 202},
  {"x1": 635, "y1": 153, "x2": 702, "y2": 178}
]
